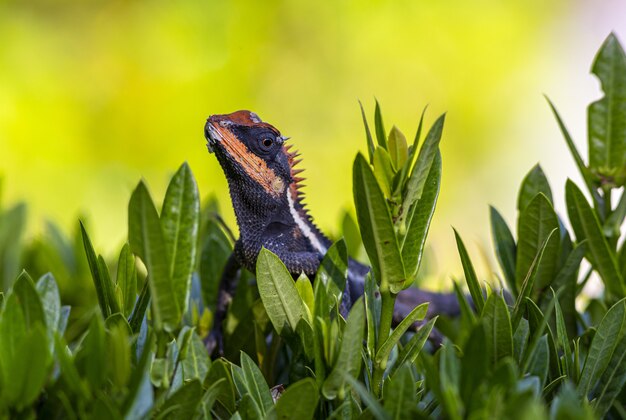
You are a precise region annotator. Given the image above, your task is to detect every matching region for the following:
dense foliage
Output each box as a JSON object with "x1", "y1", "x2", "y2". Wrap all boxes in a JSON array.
[{"x1": 1, "y1": 34, "x2": 626, "y2": 419}]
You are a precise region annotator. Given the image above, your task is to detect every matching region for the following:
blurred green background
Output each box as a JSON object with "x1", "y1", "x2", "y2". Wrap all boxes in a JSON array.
[{"x1": 1, "y1": 0, "x2": 624, "y2": 281}]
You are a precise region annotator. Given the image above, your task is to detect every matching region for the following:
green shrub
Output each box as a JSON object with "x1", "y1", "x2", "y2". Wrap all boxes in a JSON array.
[{"x1": 1, "y1": 33, "x2": 625, "y2": 419}]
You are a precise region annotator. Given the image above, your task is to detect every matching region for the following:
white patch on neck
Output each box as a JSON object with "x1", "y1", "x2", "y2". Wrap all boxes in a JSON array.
[{"x1": 287, "y1": 193, "x2": 327, "y2": 254}]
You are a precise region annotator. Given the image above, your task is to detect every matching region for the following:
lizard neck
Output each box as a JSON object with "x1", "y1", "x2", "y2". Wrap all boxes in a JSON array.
[{"x1": 285, "y1": 188, "x2": 330, "y2": 255}]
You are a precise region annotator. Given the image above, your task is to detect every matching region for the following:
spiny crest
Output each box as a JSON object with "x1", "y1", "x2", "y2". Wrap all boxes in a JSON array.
[{"x1": 283, "y1": 141, "x2": 313, "y2": 221}]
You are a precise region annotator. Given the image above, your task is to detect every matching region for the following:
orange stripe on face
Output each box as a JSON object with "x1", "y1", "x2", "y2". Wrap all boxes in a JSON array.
[{"x1": 212, "y1": 122, "x2": 284, "y2": 197}]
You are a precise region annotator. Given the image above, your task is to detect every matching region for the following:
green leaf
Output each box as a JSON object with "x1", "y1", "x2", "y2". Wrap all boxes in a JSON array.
[
  {"x1": 588, "y1": 33, "x2": 626, "y2": 187},
  {"x1": 0, "y1": 293, "x2": 24, "y2": 407},
  {"x1": 528, "y1": 335, "x2": 549, "y2": 386},
  {"x1": 401, "y1": 151, "x2": 441, "y2": 280},
  {"x1": 75, "y1": 315, "x2": 106, "y2": 391},
  {"x1": 36, "y1": 273, "x2": 61, "y2": 333},
  {"x1": 387, "y1": 126, "x2": 408, "y2": 170},
  {"x1": 314, "y1": 239, "x2": 348, "y2": 305},
  {"x1": 194, "y1": 378, "x2": 225, "y2": 420},
  {"x1": 106, "y1": 322, "x2": 131, "y2": 389},
  {"x1": 383, "y1": 365, "x2": 417, "y2": 419},
  {"x1": 353, "y1": 153, "x2": 405, "y2": 292},
  {"x1": 116, "y1": 244, "x2": 137, "y2": 318},
  {"x1": 274, "y1": 378, "x2": 319, "y2": 420},
  {"x1": 204, "y1": 359, "x2": 236, "y2": 416},
  {"x1": 397, "y1": 114, "x2": 445, "y2": 229},
  {"x1": 128, "y1": 181, "x2": 178, "y2": 331},
  {"x1": 516, "y1": 193, "x2": 560, "y2": 293},
  {"x1": 322, "y1": 297, "x2": 365, "y2": 399},
  {"x1": 373, "y1": 147, "x2": 395, "y2": 197},
  {"x1": 156, "y1": 379, "x2": 202, "y2": 420},
  {"x1": 566, "y1": 180, "x2": 624, "y2": 296},
  {"x1": 240, "y1": 351, "x2": 274, "y2": 416},
  {"x1": 552, "y1": 242, "x2": 586, "y2": 338},
  {"x1": 12, "y1": 271, "x2": 46, "y2": 330},
  {"x1": 490, "y1": 206, "x2": 517, "y2": 294},
  {"x1": 481, "y1": 293, "x2": 513, "y2": 364},
  {"x1": 453, "y1": 229, "x2": 484, "y2": 313},
  {"x1": 97, "y1": 255, "x2": 120, "y2": 315},
  {"x1": 295, "y1": 274, "x2": 314, "y2": 322},
  {"x1": 358, "y1": 100, "x2": 376, "y2": 163},
  {"x1": 591, "y1": 331, "x2": 626, "y2": 417},
  {"x1": 199, "y1": 220, "x2": 233, "y2": 311},
  {"x1": 161, "y1": 162, "x2": 200, "y2": 319},
  {"x1": 517, "y1": 164, "x2": 553, "y2": 211},
  {"x1": 129, "y1": 278, "x2": 150, "y2": 334},
  {"x1": 374, "y1": 99, "x2": 388, "y2": 150},
  {"x1": 460, "y1": 322, "x2": 489, "y2": 405},
  {"x1": 550, "y1": 381, "x2": 595, "y2": 420},
  {"x1": 578, "y1": 298, "x2": 626, "y2": 397},
  {"x1": 256, "y1": 248, "x2": 309, "y2": 336},
  {"x1": 545, "y1": 97, "x2": 602, "y2": 210},
  {"x1": 343, "y1": 374, "x2": 389, "y2": 420},
  {"x1": 389, "y1": 316, "x2": 437, "y2": 376},
  {"x1": 10, "y1": 324, "x2": 51, "y2": 410},
  {"x1": 80, "y1": 221, "x2": 113, "y2": 318},
  {"x1": 554, "y1": 298, "x2": 573, "y2": 378},
  {"x1": 511, "y1": 228, "x2": 558, "y2": 330},
  {"x1": 181, "y1": 332, "x2": 211, "y2": 383},
  {"x1": 375, "y1": 302, "x2": 428, "y2": 366}
]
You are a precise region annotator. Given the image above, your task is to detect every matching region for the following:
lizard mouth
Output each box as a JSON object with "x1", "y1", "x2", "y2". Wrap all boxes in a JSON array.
[{"x1": 204, "y1": 120, "x2": 220, "y2": 153}]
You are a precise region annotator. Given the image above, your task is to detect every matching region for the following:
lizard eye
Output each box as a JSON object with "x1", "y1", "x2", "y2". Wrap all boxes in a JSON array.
[{"x1": 260, "y1": 137, "x2": 274, "y2": 150}]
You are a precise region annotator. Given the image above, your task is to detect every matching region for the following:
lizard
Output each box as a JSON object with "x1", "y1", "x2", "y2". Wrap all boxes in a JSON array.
[{"x1": 203, "y1": 110, "x2": 460, "y2": 352}]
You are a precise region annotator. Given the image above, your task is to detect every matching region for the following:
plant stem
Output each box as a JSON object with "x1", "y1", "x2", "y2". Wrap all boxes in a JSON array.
[{"x1": 372, "y1": 290, "x2": 395, "y2": 397}]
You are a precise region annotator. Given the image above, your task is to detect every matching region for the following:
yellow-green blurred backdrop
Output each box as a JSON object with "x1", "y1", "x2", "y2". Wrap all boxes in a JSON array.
[{"x1": 1, "y1": 0, "x2": 625, "y2": 280}]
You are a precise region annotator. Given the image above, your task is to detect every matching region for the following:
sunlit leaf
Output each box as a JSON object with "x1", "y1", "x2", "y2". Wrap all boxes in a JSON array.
[
  {"x1": 517, "y1": 164, "x2": 553, "y2": 211},
  {"x1": 129, "y1": 181, "x2": 178, "y2": 331},
  {"x1": 256, "y1": 248, "x2": 308, "y2": 336},
  {"x1": 161, "y1": 162, "x2": 200, "y2": 320},
  {"x1": 453, "y1": 229, "x2": 484, "y2": 313},
  {"x1": 353, "y1": 153, "x2": 405, "y2": 292},
  {"x1": 401, "y1": 151, "x2": 441, "y2": 281},
  {"x1": 587, "y1": 33, "x2": 626, "y2": 187},
  {"x1": 397, "y1": 114, "x2": 445, "y2": 229},
  {"x1": 515, "y1": 193, "x2": 560, "y2": 293}
]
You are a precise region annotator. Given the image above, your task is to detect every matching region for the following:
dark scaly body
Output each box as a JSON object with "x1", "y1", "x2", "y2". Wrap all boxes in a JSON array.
[{"x1": 203, "y1": 111, "x2": 458, "y2": 351}]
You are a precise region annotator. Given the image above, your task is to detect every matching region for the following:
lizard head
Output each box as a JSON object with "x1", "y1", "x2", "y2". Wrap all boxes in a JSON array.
[{"x1": 204, "y1": 111, "x2": 303, "y2": 203}]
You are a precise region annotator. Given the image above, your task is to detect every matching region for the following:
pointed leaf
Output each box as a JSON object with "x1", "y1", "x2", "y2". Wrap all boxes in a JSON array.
[
  {"x1": 401, "y1": 151, "x2": 441, "y2": 280},
  {"x1": 388, "y1": 126, "x2": 408, "y2": 169},
  {"x1": 397, "y1": 114, "x2": 445, "y2": 228},
  {"x1": 375, "y1": 302, "x2": 428, "y2": 366},
  {"x1": 322, "y1": 298, "x2": 365, "y2": 399},
  {"x1": 129, "y1": 181, "x2": 178, "y2": 331},
  {"x1": 275, "y1": 378, "x2": 319, "y2": 420},
  {"x1": 516, "y1": 193, "x2": 560, "y2": 292},
  {"x1": 161, "y1": 162, "x2": 200, "y2": 319},
  {"x1": 453, "y1": 229, "x2": 484, "y2": 313},
  {"x1": 517, "y1": 164, "x2": 553, "y2": 211},
  {"x1": 490, "y1": 206, "x2": 517, "y2": 294},
  {"x1": 374, "y1": 99, "x2": 388, "y2": 149},
  {"x1": 588, "y1": 33, "x2": 626, "y2": 187},
  {"x1": 578, "y1": 298, "x2": 626, "y2": 397},
  {"x1": 353, "y1": 153, "x2": 405, "y2": 292},
  {"x1": 566, "y1": 180, "x2": 624, "y2": 296},
  {"x1": 116, "y1": 244, "x2": 137, "y2": 317},
  {"x1": 256, "y1": 248, "x2": 308, "y2": 336}
]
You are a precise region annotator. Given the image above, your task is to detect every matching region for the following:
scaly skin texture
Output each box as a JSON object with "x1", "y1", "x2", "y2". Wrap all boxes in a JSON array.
[{"x1": 203, "y1": 110, "x2": 459, "y2": 352}]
